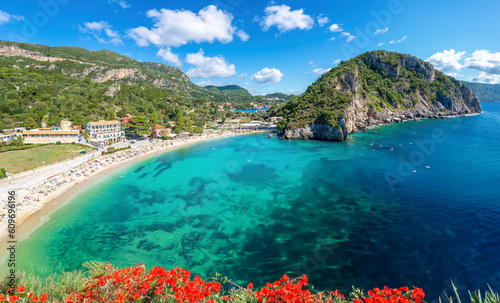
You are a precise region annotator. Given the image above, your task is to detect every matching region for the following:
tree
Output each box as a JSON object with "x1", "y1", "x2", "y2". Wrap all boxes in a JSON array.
[
  {"x1": 105, "y1": 110, "x2": 115, "y2": 120},
  {"x1": 174, "y1": 111, "x2": 185, "y2": 129},
  {"x1": 9, "y1": 135, "x2": 24, "y2": 147},
  {"x1": 25, "y1": 117, "x2": 38, "y2": 130},
  {"x1": 149, "y1": 111, "x2": 160, "y2": 124},
  {"x1": 128, "y1": 116, "x2": 153, "y2": 137},
  {"x1": 1, "y1": 114, "x2": 16, "y2": 130},
  {"x1": 277, "y1": 119, "x2": 288, "y2": 131}
]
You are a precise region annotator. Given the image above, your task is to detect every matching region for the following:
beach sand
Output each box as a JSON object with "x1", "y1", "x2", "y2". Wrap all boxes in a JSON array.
[{"x1": 0, "y1": 130, "x2": 270, "y2": 254}]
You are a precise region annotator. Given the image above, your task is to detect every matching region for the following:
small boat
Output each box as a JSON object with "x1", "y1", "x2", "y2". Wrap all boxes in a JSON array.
[{"x1": 424, "y1": 166, "x2": 430, "y2": 169}]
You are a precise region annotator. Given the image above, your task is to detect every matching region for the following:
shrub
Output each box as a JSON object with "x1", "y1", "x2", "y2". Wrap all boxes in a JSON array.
[{"x1": 0, "y1": 261, "x2": 431, "y2": 303}]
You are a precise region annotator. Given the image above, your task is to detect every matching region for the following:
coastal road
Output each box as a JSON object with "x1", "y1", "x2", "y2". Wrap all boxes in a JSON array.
[{"x1": 0, "y1": 151, "x2": 100, "y2": 200}]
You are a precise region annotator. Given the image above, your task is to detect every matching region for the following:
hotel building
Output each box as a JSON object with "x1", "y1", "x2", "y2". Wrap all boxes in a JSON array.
[{"x1": 86, "y1": 120, "x2": 125, "y2": 146}]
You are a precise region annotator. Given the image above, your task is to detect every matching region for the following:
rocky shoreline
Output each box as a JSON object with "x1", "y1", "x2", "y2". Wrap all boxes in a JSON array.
[{"x1": 281, "y1": 111, "x2": 480, "y2": 141}]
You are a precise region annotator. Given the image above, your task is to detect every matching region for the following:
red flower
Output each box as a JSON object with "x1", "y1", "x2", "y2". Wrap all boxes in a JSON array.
[
  {"x1": 40, "y1": 293, "x2": 48, "y2": 303},
  {"x1": 411, "y1": 287, "x2": 425, "y2": 303},
  {"x1": 16, "y1": 286, "x2": 25, "y2": 293}
]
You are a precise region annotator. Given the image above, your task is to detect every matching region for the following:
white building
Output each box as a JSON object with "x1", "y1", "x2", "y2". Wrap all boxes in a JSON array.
[
  {"x1": 22, "y1": 130, "x2": 80, "y2": 144},
  {"x1": 86, "y1": 120, "x2": 124, "y2": 146},
  {"x1": 0, "y1": 134, "x2": 16, "y2": 143}
]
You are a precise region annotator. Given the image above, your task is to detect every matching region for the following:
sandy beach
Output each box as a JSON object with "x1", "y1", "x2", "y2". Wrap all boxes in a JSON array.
[{"x1": 0, "y1": 129, "x2": 270, "y2": 251}]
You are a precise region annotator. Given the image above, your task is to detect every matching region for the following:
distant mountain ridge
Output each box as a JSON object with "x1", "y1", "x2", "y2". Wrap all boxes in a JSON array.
[
  {"x1": 204, "y1": 85, "x2": 252, "y2": 97},
  {"x1": 462, "y1": 81, "x2": 500, "y2": 102},
  {"x1": 264, "y1": 92, "x2": 296, "y2": 101},
  {"x1": 272, "y1": 50, "x2": 481, "y2": 141}
]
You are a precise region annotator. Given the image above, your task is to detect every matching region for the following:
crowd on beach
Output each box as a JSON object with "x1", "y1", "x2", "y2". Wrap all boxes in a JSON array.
[{"x1": 0, "y1": 129, "x2": 257, "y2": 226}]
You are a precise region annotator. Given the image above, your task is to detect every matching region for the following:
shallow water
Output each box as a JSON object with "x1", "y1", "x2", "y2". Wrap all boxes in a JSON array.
[{"x1": 7, "y1": 103, "x2": 500, "y2": 300}]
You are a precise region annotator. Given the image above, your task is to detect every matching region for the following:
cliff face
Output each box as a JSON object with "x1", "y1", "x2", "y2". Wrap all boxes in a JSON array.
[
  {"x1": 278, "y1": 51, "x2": 481, "y2": 141},
  {"x1": 0, "y1": 43, "x2": 195, "y2": 93}
]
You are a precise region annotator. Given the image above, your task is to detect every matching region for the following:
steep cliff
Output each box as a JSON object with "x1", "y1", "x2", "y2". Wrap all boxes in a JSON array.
[{"x1": 276, "y1": 51, "x2": 482, "y2": 141}]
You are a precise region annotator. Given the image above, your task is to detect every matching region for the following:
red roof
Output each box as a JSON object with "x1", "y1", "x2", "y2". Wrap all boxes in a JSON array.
[{"x1": 153, "y1": 125, "x2": 165, "y2": 129}]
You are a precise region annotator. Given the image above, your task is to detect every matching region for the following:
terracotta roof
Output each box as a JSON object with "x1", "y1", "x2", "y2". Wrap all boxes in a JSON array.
[
  {"x1": 153, "y1": 125, "x2": 165, "y2": 129},
  {"x1": 88, "y1": 120, "x2": 121, "y2": 126}
]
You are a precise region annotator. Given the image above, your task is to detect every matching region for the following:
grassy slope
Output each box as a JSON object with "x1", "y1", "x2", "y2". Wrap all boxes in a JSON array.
[{"x1": 0, "y1": 144, "x2": 94, "y2": 173}]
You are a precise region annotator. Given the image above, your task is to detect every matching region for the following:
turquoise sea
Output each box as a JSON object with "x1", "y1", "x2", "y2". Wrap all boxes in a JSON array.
[
  {"x1": 234, "y1": 107, "x2": 271, "y2": 113},
  {"x1": 6, "y1": 103, "x2": 500, "y2": 300}
]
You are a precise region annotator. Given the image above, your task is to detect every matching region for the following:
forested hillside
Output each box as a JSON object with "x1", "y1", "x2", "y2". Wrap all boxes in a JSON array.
[{"x1": 0, "y1": 41, "x2": 283, "y2": 131}]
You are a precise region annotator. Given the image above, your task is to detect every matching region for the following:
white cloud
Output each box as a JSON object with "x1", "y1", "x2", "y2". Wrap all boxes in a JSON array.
[
  {"x1": 427, "y1": 49, "x2": 466, "y2": 72},
  {"x1": 333, "y1": 59, "x2": 341, "y2": 65},
  {"x1": 464, "y1": 50, "x2": 500, "y2": 75},
  {"x1": 157, "y1": 48, "x2": 182, "y2": 66},
  {"x1": 109, "y1": 0, "x2": 130, "y2": 9},
  {"x1": 317, "y1": 15, "x2": 329, "y2": 27},
  {"x1": 196, "y1": 80, "x2": 232, "y2": 87},
  {"x1": 237, "y1": 73, "x2": 248, "y2": 80},
  {"x1": 0, "y1": 10, "x2": 24, "y2": 25},
  {"x1": 374, "y1": 27, "x2": 389, "y2": 35},
  {"x1": 471, "y1": 71, "x2": 500, "y2": 84},
  {"x1": 81, "y1": 21, "x2": 108, "y2": 32},
  {"x1": 259, "y1": 5, "x2": 314, "y2": 33},
  {"x1": 308, "y1": 61, "x2": 318, "y2": 68},
  {"x1": 128, "y1": 5, "x2": 240, "y2": 47},
  {"x1": 447, "y1": 72, "x2": 464, "y2": 78},
  {"x1": 377, "y1": 42, "x2": 385, "y2": 47},
  {"x1": 78, "y1": 21, "x2": 123, "y2": 45},
  {"x1": 0, "y1": 10, "x2": 10, "y2": 25},
  {"x1": 328, "y1": 37, "x2": 336, "y2": 41},
  {"x1": 389, "y1": 35, "x2": 407, "y2": 44},
  {"x1": 236, "y1": 29, "x2": 250, "y2": 42},
  {"x1": 328, "y1": 23, "x2": 342, "y2": 32},
  {"x1": 185, "y1": 49, "x2": 236, "y2": 78},
  {"x1": 251, "y1": 68, "x2": 283, "y2": 83},
  {"x1": 312, "y1": 68, "x2": 331, "y2": 75},
  {"x1": 341, "y1": 32, "x2": 356, "y2": 42}
]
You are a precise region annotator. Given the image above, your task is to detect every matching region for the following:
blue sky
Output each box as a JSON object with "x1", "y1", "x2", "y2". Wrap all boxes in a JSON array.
[{"x1": 1, "y1": 0, "x2": 499, "y2": 95}]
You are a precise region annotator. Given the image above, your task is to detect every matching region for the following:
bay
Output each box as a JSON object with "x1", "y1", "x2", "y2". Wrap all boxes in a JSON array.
[{"x1": 8, "y1": 103, "x2": 500, "y2": 300}]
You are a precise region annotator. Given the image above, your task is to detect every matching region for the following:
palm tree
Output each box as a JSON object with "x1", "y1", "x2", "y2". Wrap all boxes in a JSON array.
[{"x1": 10, "y1": 135, "x2": 24, "y2": 147}]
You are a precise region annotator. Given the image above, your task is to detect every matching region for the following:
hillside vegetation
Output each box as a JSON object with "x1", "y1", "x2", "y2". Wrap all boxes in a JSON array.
[
  {"x1": 205, "y1": 85, "x2": 253, "y2": 97},
  {"x1": 0, "y1": 41, "x2": 283, "y2": 132},
  {"x1": 270, "y1": 51, "x2": 481, "y2": 141}
]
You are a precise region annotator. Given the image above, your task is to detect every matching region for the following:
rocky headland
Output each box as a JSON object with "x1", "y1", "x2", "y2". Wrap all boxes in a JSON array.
[{"x1": 275, "y1": 51, "x2": 482, "y2": 141}]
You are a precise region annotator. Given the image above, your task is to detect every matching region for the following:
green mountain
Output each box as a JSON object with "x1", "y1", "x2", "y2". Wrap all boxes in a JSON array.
[
  {"x1": 264, "y1": 93, "x2": 296, "y2": 101},
  {"x1": 462, "y1": 81, "x2": 500, "y2": 102},
  {"x1": 0, "y1": 41, "x2": 282, "y2": 132},
  {"x1": 271, "y1": 50, "x2": 481, "y2": 141},
  {"x1": 204, "y1": 85, "x2": 252, "y2": 97}
]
